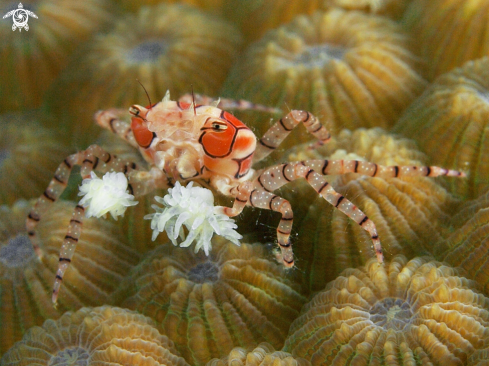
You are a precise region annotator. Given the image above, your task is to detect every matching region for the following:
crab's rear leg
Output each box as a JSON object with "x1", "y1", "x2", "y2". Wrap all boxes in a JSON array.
[
  {"x1": 255, "y1": 162, "x2": 384, "y2": 266},
  {"x1": 253, "y1": 110, "x2": 332, "y2": 163}
]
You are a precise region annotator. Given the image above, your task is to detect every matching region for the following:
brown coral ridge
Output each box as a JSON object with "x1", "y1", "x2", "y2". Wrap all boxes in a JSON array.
[
  {"x1": 0, "y1": 112, "x2": 71, "y2": 205},
  {"x1": 43, "y1": 3, "x2": 242, "y2": 146},
  {"x1": 0, "y1": 0, "x2": 114, "y2": 111},
  {"x1": 222, "y1": 8, "x2": 426, "y2": 136},
  {"x1": 0, "y1": 306, "x2": 190, "y2": 366},
  {"x1": 284, "y1": 256, "x2": 489, "y2": 365},
  {"x1": 433, "y1": 190, "x2": 489, "y2": 295},
  {"x1": 394, "y1": 57, "x2": 489, "y2": 199},
  {"x1": 403, "y1": 0, "x2": 489, "y2": 80},
  {"x1": 324, "y1": 0, "x2": 411, "y2": 19},
  {"x1": 207, "y1": 343, "x2": 311, "y2": 366},
  {"x1": 0, "y1": 200, "x2": 140, "y2": 354},
  {"x1": 110, "y1": 239, "x2": 307, "y2": 366}
]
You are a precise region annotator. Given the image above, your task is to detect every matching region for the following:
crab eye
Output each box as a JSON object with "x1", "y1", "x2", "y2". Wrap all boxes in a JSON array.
[
  {"x1": 212, "y1": 121, "x2": 228, "y2": 131},
  {"x1": 129, "y1": 105, "x2": 141, "y2": 116}
]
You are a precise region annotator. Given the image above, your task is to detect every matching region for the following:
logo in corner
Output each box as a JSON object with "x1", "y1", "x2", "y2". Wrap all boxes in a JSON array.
[{"x1": 3, "y1": 3, "x2": 38, "y2": 31}]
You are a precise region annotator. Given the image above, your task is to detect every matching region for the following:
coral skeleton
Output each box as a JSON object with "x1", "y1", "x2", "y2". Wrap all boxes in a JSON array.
[
  {"x1": 145, "y1": 181, "x2": 242, "y2": 255},
  {"x1": 78, "y1": 171, "x2": 138, "y2": 219}
]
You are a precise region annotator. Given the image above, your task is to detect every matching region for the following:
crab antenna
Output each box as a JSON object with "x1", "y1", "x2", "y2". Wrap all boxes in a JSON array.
[
  {"x1": 136, "y1": 79, "x2": 152, "y2": 109},
  {"x1": 191, "y1": 84, "x2": 197, "y2": 116}
]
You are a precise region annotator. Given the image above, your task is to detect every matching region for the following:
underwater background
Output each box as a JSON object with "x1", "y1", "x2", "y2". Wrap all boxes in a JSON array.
[{"x1": 1, "y1": 0, "x2": 489, "y2": 365}]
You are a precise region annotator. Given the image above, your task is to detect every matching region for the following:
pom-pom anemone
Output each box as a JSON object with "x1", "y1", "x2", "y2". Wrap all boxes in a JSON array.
[
  {"x1": 0, "y1": 306, "x2": 190, "y2": 366},
  {"x1": 110, "y1": 238, "x2": 306, "y2": 366},
  {"x1": 222, "y1": 8, "x2": 426, "y2": 135},
  {"x1": 43, "y1": 3, "x2": 242, "y2": 146},
  {"x1": 0, "y1": 200, "x2": 139, "y2": 354},
  {"x1": 393, "y1": 57, "x2": 489, "y2": 199},
  {"x1": 284, "y1": 256, "x2": 489, "y2": 365},
  {"x1": 0, "y1": 0, "x2": 113, "y2": 111}
]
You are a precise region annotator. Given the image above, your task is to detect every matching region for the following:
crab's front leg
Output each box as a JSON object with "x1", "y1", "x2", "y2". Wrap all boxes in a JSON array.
[
  {"x1": 214, "y1": 178, "x2": 296, "y2": 267},
  {"x1": 256, "y1": 162, "x2": 384, "y2": 267},
  {"x1": 95, "y1": 108, "x2": 138, "y2": 148},
  {"x1": 253, "y1": 110, "x2": 332, "y2": 163}
]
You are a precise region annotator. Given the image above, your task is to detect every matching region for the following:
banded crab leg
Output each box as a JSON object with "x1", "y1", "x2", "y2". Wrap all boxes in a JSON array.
[
  {"x1": 95, "y1": 108, "x2": 138, "y2": 148},
  {"x1": 302, "y1": 159, "x2": 466, "y2": 178},
  {"x1": 253, "y1": 110, "x2": 332, "y2": 163},
  {"x1": 254, "y1": 160, "x2": 466, "y2": 267},
  {"x1": 25, "y1": 145, "x2": 144, "y2": 304}
]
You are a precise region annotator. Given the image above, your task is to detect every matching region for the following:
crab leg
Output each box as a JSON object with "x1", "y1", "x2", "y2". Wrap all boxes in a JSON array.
[
  {"x1": 255, "y1": 162, "x2": 383, "y2": 267},
  {"x1": 303, "y1": 159, "x2": 466, "y2": 178},
  {"x1": 253, "y1": 110, "x2": 332, "y2": 163},
  {"x1": 95, "y1": 109, "x2": 137, "y2": 148}
]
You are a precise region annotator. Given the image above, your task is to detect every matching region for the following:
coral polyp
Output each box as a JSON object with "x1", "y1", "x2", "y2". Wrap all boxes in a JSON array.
[
  {"x1": 223, "y1": 8, "x2": 426, "y2": 133},
  {"x1": 0, "y1": 306, "x2": 190, "y2": 366},
  {"x1": 207, "y1": 343, "x2": 310, "y2": 366},
  {"x1": 434, "y1": 190, "x2": 489, "y2": 293},
  {"x1": 222, "y1": 0, "x2": 322, "y2": 43},
  {"x1": 0, "y1": 199, "x2": 142, "y2": 354},
  {"x1": 0, "y1": 0, "x2": 113, "y2": 111},
  {"x1": 324, "y1": 0, "x2": 411, "y2": 19},
  {"x1": 0, "y1": 112, "x2": 70, "y2": 205},
  {"x1": 110, "y1": 239, "x2": 306, "y2": 366},
  {"x1": 393, "y1": 57, "x2": 489, "y2": 199},
  {"x1": 403, "y1": 0, "x2": 489, "y2": 80},
  {"x1": 284, "y1": 256, "x2": 489, "y2": 365}
]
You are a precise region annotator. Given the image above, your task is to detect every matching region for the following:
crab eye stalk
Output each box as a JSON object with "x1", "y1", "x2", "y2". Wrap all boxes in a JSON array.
[
  {"x1": 129, "y1": 105, "x2": 142, "y2": 117},
  {"x1": 211, "y1": 121, "x2": 228, "y2": 131}
]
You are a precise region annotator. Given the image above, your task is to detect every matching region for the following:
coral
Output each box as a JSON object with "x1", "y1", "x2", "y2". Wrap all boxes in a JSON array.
[
  {"x1": 393, "y1": 57, "x2": 489, "y2": 199},
  {"x1": 403, "y1": 0, "x2": 489, "y2": 80},
  {"x1": 120, "y1": 0, "x2": 225, "y2": 14},
  {"x1": 433, "y1": 190, "x2": 489, "y2": 294},
  {"x1": 0, "y1": 112, "x2": 70, "y2": 206},
  {"x1": 43, "y1": 3, "x2": 242, "y2": 146},
  {"x1": 284, "y1": 256, "x2": 489, "y2": 365},
  {"x1": 0, "y1": 0, "x2": 113, "y2": 111},
  {"x1": 0, "y1": 306, "x2": 190, "y2": 366},
  {"x1": 110, "y1": 238, "x2": 307, "y2": 366},
  {"x1": 323, "y1": 0, "x2": 411, "y2": 19},
  {"x1": 222, "y1": 0, "x2": 322, "y2": 43},
  {"x1": 207, "y1": 343, "x2": 310, "y2": 366},
  {"x1": 222, "y1": 8, "x2": 426, "y2": 135},
  {"x1": 468, "y1": 347, "x2": 489, "y2": 366},
  {"x1": 0, "y1": 200, "x2": 139, "y2": 354},
  {"x1": 278, "y1": 128, "x2": 459, "y2": 292}
]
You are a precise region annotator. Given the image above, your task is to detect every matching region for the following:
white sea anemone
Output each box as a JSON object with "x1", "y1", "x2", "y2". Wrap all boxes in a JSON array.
[
  {"x1": 78, "y1": 171, "x2": 138, "y2": 219},
  {"x1": 145, "y1": 181, "x2": 242, "y2": 255}
]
